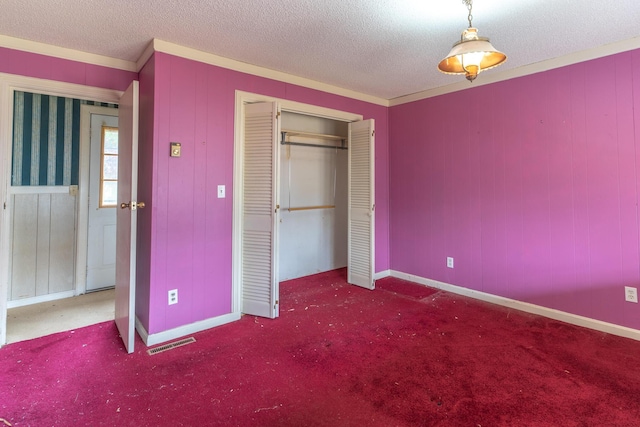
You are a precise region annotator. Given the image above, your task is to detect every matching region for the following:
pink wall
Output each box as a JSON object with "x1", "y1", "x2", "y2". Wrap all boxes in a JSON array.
[
  {"x1": 389, "y1": 49, "x2": 640, "y2": 330},
  {"x1": 0, "y1": 47, "x2": 136, "y2": 91},
  {"x1": 140, "y1": 53, "x2": 389, "y2": 334},
  {"x1": 13, "y1": 42, "x2": 638, "y2": 335},
  {"x1": 135, "y1": 57, "x2": 156, "y2": 329}
]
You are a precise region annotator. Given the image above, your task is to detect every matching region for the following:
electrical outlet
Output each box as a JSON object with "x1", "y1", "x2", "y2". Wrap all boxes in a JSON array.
[
  {"x1": 625, "y1": 286, "x2": 638, "y2": 303},
  {"x1": 447, "y1": 257, "x2": 454, "y2": 268},
  {"x1": 168, "y1": 289, "x2": 178, "y2": 305}
]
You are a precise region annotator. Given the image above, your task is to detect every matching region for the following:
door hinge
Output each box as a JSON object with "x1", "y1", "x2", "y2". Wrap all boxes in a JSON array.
[
  {"x1": 372, "y1": 130, "x2": 375, "y2": 136},
  {"x1": 276, "y1": 111, "x2": 281, "y2": 119}
]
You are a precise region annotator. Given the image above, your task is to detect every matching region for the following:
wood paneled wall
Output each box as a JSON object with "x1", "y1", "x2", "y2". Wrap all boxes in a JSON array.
[{"x1": 10, "y1": 189, "x2": 76, "y2": 302}]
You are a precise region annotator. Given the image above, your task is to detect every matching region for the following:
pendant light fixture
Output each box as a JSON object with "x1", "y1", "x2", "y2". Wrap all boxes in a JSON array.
[{"x1": 437, "y1": 0, "x2": 506, "y2": 82}]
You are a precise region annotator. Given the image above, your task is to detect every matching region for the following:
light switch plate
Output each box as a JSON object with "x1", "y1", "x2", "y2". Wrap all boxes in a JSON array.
[{"x1": 218, "y1": 185, "x2": 225, "y2": 198}]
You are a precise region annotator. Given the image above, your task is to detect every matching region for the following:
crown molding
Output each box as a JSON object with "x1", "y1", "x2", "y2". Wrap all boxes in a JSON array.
[
  {"x1": 0, "y1": 34, "x2": 137, "y2": 72},
  {"x1": 390, "y1": 36, "x2": 640, "y2": 107},
  {"x1": 136, "y1": 40, "x2": 156, "y2": 73},
  {"x1": 4, "y1": 33, "x2": 639, "y2": 108},
  {"x1": 149, "y1": 39, "x2": 390, "y2": 107}
]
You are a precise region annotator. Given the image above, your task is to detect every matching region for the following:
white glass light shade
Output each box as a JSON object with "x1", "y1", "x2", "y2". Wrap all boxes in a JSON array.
[{"x1": 437, "y1": 28, "x2": 506, "y2": 81}]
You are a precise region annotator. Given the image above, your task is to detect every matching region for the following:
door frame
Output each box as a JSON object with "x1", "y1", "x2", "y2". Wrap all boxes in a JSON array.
[
  {"x1": 0, "y1": 72, "x2": 122, "y2": 346},
  {"x1": 76, "y1": 105, "x2": 119, "y2": 295},
  {"x1": 232, "y1": 90, "x2": 363, "y2": 315}
]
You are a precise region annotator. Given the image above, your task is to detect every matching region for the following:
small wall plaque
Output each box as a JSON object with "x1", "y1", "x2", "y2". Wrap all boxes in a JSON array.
[{"x1": 170, "y1": 142, "x2": 181, "y2": 157}]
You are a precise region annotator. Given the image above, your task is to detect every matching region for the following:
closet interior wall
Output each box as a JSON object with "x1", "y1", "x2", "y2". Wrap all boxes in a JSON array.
[{"x1": 279, "y1": 112, "x2": 348, "y2": 281}]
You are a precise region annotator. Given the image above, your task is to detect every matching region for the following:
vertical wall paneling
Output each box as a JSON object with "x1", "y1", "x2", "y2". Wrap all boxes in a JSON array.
[
  {"x1": 191, "y1": 62, "x2": 208, "y2": 322},
  {"x1": 133, "y1": 55, "x2": 156, "y2": 330},
  {"x1": 163, "y1": 58, "x2": 197, "y2": 330},
  {"x1": 545, "y1": 68, "x2": 576, "y2": 312},
  {"x1": 9, "y1": 190, "x2": 76, "y2": 302},
  {"x1": 389, "y1": 49, "x2": 640, "y2": 331},
  {"x1": 138, "y1": 52, "x2": 387, "y2": 337},
  {"x1": 584, "y1": 58, "x2": 622, "y2": 321},
  {"x1": 613, "y1": 53, "x2": 639, "y2": 291},
  {"x1": 35, "y1": 194, "x2": 51, "y2": 296},
  {"x1": 49, "y1": 193, "x2": 76, "y2": 294},
  {"x1": 10, "y1": 194, "x2": 38, "y2": 300}
]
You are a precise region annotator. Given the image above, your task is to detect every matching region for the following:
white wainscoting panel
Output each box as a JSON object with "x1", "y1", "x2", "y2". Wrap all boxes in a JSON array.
[{"x1": 10, "y1": 188, "x2": 76, "y2": 302}]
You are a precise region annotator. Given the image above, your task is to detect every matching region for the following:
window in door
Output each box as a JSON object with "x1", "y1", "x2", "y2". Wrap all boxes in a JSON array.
[{"x1": 99, "y1": 126, "x2": 118, "y2": 207}]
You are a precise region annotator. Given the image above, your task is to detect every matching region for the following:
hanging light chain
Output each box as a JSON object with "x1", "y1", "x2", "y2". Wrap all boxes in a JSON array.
[{"x1": 463, "y1": 0, "x2": 474, "y2": 28}]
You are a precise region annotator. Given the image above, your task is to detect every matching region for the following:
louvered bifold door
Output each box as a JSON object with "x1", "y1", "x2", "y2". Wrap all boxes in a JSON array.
[
  {"x1": 348, "y1": 119, "x2": 375, "y2": 290},
  {"x1": 242, "y1": 102, "x2": 280, "y2": 318}
]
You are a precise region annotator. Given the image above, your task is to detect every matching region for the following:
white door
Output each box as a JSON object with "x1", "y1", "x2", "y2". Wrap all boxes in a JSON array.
[
  {"x1": 241, "y1": 102, "x2": 280, "y2": 318},
  {"x1": 86, "y1": 113, "x2": 118, "y2": 291},
  {"x1": 348, "y1": 119, "x2": 375, "y2": 289},
  {"x1": 115, "y1": 81, "x2": 140, "y2": 353}
]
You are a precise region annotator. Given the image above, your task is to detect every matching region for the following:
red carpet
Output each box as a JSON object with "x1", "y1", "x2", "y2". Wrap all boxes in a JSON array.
[{"x1": 2, "y1": 269, "x2": 640, "y2": 426}]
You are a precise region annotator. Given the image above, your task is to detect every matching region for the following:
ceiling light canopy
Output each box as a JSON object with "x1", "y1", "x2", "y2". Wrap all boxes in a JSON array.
[{"x1": 437, "y1": 0, "x2": 506, "y2": 82}]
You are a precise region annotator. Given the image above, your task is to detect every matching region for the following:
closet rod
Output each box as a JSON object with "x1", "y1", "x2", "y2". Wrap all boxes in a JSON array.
[
  {"x1": 288, "y1": 205, "x2": 335, "y2": 212},
  {"x1": 281, "y1": 140, "x2": 348, "y2": 150},
  {"x1": 280, "y1": 131, "x2": 348, "y2": 150}
]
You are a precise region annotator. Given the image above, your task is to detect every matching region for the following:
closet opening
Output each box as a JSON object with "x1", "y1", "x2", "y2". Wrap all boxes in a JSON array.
[
  {"x1": 233, "y1": 91, "x2": 373, "y2": 321},
  {"x1": 278, "y1": 112, "x2": 349, "y2": 282}
]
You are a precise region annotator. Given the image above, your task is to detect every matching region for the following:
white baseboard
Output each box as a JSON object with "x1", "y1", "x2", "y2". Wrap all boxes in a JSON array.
[
  {"x1": 7, "y1": 290, "x2": 75, "y2": 309},
  {"x1": 135, "y1": 312, "x2": 242, "y2": 347},
  {"x1": 390, "y1": 270, "x2": 640, "y2": 342},
  {"x1": 374, "y1": 269, "x2": 391, "y2": 280}
]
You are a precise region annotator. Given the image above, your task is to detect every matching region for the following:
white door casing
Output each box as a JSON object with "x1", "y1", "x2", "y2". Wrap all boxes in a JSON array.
[
  {"x1": 240, "y1": 102, "x2": 280, "y2": 318},
  {"x1": 115, "y1": 80, "x2": 139, "y2": 353},
  {"x1": 87, "y1": 113, "x2": 118, "y2": 291},
  {"x1": 348, "y1": 119, "x2": 375, "y2": 289}
]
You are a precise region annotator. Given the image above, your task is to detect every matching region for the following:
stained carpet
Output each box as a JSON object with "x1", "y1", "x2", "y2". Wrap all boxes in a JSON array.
[{"x1": 1, "y1": 269, "x2": 640, "y2": 426}]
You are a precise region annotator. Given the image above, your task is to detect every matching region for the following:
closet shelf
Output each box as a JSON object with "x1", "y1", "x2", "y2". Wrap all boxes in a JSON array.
[
  {"x1": 281, "y1": 131, "x2": 347, "y2": 150},
  {"x1": 281, "y1": 130, "x2": 345, "y2": 141}
]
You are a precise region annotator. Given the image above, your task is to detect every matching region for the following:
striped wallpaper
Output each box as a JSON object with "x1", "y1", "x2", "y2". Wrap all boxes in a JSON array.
[{"x1": 11, "y1": 91, "x2": 117, "y2": 186}]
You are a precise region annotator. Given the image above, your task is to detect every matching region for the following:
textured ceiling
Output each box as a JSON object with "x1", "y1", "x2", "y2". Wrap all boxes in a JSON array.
[{"x1": 2, "y1": 1, "x2": 639, "y2": 100}]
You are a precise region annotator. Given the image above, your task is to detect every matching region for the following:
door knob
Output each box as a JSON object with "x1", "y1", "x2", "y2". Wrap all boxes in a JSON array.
[{"x1": 120, "y1": 201, "x2": 146, "y2": 210}]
